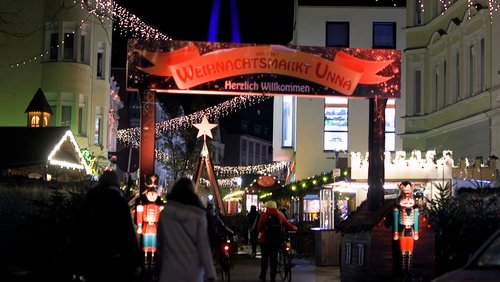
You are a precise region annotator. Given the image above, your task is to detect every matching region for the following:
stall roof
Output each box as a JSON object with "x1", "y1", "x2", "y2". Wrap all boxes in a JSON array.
[{"x1": 0, "y1": 127, "x2": 90, "y2": 174}]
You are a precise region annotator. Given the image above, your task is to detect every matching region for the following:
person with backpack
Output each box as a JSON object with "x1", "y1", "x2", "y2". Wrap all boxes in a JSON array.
[{"x1": 257, "y1": 201, "x2": 298, "y2": 282}]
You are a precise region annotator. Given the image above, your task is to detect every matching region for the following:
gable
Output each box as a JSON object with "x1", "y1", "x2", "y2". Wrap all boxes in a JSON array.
[{"x1": 0, "y1": 127, "x2": 91, "y2": 175}]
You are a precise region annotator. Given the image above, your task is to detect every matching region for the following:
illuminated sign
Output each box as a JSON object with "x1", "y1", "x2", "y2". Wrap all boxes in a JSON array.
[{"x1": 127, "y1": 40, "x2": 401, "y2": 98}]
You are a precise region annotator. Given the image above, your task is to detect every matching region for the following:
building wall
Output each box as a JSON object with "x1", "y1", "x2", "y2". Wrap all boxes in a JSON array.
[
  {"x1": 0, "y1": 0, "x2": 112, "y2": 160},
  {"x1": 403, "y1": 0, "x2": 500, "y2": 159},
  {"x1": 273, "y1": 5, "x2": 407, "y2": 180}
]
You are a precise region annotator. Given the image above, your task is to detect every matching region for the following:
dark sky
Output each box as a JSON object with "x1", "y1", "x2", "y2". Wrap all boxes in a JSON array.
[
  {"x1": 111, "y1": 0, "x2": 287, "y2": 135},
  {"x1": 111, "y1": 0, "x2": 295, "y2": 67}
]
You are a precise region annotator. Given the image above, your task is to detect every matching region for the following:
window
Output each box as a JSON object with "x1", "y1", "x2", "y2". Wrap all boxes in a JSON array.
[
  {"x1": 256, "y1": 144, "x2": 261, "y2": 164},
  {"x1": 31, "y1": 116, "x2": 40, "y2": 127},
  {"x1": 324, "y1": 97, "x2": 348, "y2": 151},
  {"x1": 94, "y1": 115, "x2": 102, "y2": 145},
  {"x1": 432, "y1": 66, "x2": 438, "y2": 112},
  {"x1": 454, "y1": 51, "x2": 460, "y2": 101},
  {"x1": 326, "y1": 22, "x2": 349, "y2": 47},
  {"x1": 344, "y1": 243, "x2": 352, "y2": 264},
  {"x1": 241, "y1": 120, "x2": 248, "y2": 132},
  {"x1": 414, "y1": 1, "x2": 423, "y2": 25},
  {"x1": 261, "y1": 144, "x2": 267, "y2": 163},
  {"x1": 61, "y1": 105, "x2": 72, "y2": 127},
  {"x1": 468, "y1": 45, "x2": 474, "y2": 97},
  {"x1": 63, "y1": 32, "x2": 75, "y2": 60},
  {"x1": 480, "y1": 38, "x2": 485, "y2": 91},
  {"x1": 414, "y1": 70, "x2": 422, "y2": 114},
  {"x1": 50, "y1": 105, "x2": 56, "y2": 125},
  {"x1": 443, "y1": 61, "x2": 447, "y2": 106},
  {"x1": 249, "y1": 141, "x2": 254, "y2": 165},
  {"x1": 356, "y1": 244, "x2": 365, "y2": 265},
  {"x1": 373, "y1": 22, "x2": 396, "y2": 49},
  {"x1": 80, "y1": 24, "x2": 90, "y2": 64},
  {"x1": 282, "y1": 96, "x2": 294, "y2": 147},
  {"x1": 254, "y1": 125, "x2": 261, "y2": 136},
  {"x1": 241, "y1": 139, "x2": 247, "y2": 165},
  {"x1": 434, "y1": 1, "x2": 445, "y2": 17},
  {"x1": 50, "y1": 32, "x2": 59, "y2": 60},
  {"x1": 97, "y1": 41, "x2": 105, "y2": 79},
  {"x1": 385, "y1": 99, "x2": 395, "y2": 152}
]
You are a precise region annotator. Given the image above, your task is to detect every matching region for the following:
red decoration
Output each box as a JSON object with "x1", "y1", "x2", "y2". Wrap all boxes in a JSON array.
[{"x1": 257, "y1": 175, "x2": 276, "y2": 188}]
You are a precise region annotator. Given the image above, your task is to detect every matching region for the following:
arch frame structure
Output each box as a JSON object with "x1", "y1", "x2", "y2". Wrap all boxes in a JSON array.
[{"x1": 127, "y1": 39, "x2": 401, "y2": 211}]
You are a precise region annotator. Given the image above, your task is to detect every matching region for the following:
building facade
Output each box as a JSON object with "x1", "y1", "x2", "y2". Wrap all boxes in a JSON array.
[
  {"x1": 0, "y1": 0, "x2": 113, "y2": 164},
  {"x1": 403, "y1": 0, "x2": 500, "y2": 160},
  {"x1": 273, "y1": 2, "x2": 407, "y2": 180}
]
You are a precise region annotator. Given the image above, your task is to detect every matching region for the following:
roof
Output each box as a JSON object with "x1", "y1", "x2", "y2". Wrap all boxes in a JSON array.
[
  {"x1": 0, "y1": 127, "x2": 90, "y2": 174},
  {"x1": 24, "y1": 88, "x2": 53, "y2": 114},
  {"x1": 337, "y1": 199, "x2": 395, "y2": 233}
]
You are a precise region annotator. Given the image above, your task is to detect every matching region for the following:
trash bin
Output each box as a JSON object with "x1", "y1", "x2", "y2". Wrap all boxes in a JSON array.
[{"x1": 312, "y1": 228, "x2": 341, "y2": 266}]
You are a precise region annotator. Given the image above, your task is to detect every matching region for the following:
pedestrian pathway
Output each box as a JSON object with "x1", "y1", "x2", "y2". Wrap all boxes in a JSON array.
[{"x1": 229, "y1": 245, "x2": 341, "y2": 282}]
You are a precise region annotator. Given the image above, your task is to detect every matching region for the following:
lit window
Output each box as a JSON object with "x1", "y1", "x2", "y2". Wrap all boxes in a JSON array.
[
  {"x1": 385, "y1": 99, "x2": 396, "y2": 152},
  {"x1": 324, "y1": 97, "x2": 348, "y2": 151},
  {"x1": 94, "y1": 115, "x2": 102, "y2": 144},
  {"x1": 282, "y1": 96, "x2": 294, "y2": 147},
  {"x1": 31, "y1": 116, "x2": 40, "y2": 127},
  {"x1": 326, "y1": 22, "x2": 349, "y2": 47}
]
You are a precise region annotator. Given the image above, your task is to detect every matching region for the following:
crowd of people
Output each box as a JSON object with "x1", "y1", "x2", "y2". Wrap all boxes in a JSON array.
[{"x1": 71, "y1": 170, "x2": 298, "y2": 282}]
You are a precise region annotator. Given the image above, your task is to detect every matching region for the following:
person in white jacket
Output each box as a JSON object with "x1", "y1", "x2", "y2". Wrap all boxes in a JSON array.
[{"x1": 157, "y1": 177, "x2": 216, "y2": 282}]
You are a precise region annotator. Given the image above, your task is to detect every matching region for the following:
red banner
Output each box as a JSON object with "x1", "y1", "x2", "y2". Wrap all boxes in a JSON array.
[{"x1": 127, "y1": 40, "x2": 400, "y2": 98}]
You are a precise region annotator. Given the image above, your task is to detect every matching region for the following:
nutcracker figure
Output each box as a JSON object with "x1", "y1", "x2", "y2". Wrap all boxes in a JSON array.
[
  {"x1": 136, "y1": 174, "x2": 164, "y2": 270},
  {"x1": 393, "y1": 180, "x2": 419, "y2": 275}
]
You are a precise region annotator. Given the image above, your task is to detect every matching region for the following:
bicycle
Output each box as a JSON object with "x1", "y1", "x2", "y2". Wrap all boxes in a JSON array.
[
  {"x1": 277, "y1": 231, "x2": 295, "y2": 282},
  {"x1": 216, "y1": 237, "x2": 232, "y2": 282}
]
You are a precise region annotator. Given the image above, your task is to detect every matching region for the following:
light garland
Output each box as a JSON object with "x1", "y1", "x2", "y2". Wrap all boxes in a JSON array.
[
  {"x1": 214, "y1": 161, "x2": 289, "y2": 178},
  {"x1": 418, "y1": 0, "x2": 500, "y2": 21},
  {"x1": 116, "y1": 94, "x2": 270, "y2": 147}
]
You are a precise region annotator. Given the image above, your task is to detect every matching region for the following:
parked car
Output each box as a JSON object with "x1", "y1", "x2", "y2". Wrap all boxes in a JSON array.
[{"x1": 431, "y1": 228, "x2": 500, "y2": 281}]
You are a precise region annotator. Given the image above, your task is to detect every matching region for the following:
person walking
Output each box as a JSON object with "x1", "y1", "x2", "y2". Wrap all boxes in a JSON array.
[
  {"x1": 71, "y1": 169, "x2": 142, "y2": 282},
  {"x1": 247, "y1": 205, "x2": 260, "y2": 258},
  {"x1": 156, "y1": 177, "x2": 216, "y2": 282},
  {"x1": 258, "y1": 200, "x2": 298, "y2": 282}
]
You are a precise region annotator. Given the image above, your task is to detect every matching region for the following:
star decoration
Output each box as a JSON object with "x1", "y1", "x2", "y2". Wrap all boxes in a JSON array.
[{"x1": 193, "y1": 115, "x2": 217, "y2": 139}]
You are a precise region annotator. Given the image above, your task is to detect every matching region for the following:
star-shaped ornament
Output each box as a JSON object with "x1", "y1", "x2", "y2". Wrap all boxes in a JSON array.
[{"x1": 193, "y1": 116, "x2": 217, "y2": 139}]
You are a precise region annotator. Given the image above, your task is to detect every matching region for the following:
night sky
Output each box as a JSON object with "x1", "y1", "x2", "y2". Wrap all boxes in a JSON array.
[{"x1": 111, "y1": 0, "x2": 291, "y2": 133}]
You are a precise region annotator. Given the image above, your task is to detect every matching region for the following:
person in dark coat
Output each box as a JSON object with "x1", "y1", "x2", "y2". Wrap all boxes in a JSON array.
[
  {"x1": 247, "y1": 205, "x2": 260, "y2": 257},
  {"x1": 71, "y1": 170, "x2": 142, "y2": 282}
]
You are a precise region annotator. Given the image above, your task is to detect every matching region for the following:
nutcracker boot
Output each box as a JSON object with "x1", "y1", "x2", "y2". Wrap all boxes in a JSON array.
[
  {"x1": 407, "y1": 252, "x2": 414, "y2": 274},
  {"x1": 401, "y1": 253, "x2": 408, "y2": 275}
]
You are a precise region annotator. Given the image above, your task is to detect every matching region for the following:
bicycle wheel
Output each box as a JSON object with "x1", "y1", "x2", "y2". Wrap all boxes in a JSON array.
[
  {"x1": 220, "y1": 255, "x2": 231, "y2": 282},
  {"x1": 277, "y1": 250, "x2": 287, "y2": 281},
  {"x1": 284, "y1": 252, "x2": 292, "y2": 282}
]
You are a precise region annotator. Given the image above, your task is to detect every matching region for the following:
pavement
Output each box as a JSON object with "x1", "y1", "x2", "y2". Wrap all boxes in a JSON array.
[
  {"x1": 2, "y1": 245, "x2": 341, "y2": 282},
  {"x1": 227, "y1": 245, "x2": 341, "y2": 282}
]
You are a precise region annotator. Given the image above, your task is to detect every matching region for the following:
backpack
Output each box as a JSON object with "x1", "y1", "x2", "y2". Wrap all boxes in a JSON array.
[{"x1": 265, "y1": 214, "x2": 283, "y2": 243}]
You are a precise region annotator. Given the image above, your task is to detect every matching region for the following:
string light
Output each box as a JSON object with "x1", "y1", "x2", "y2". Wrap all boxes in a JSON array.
[
  {"x1": 429, "y1": 0, "x2": 500, "y2": 22},
  {"x1": 116, "y1": 94, "x2": 270, "y2": 147}
]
